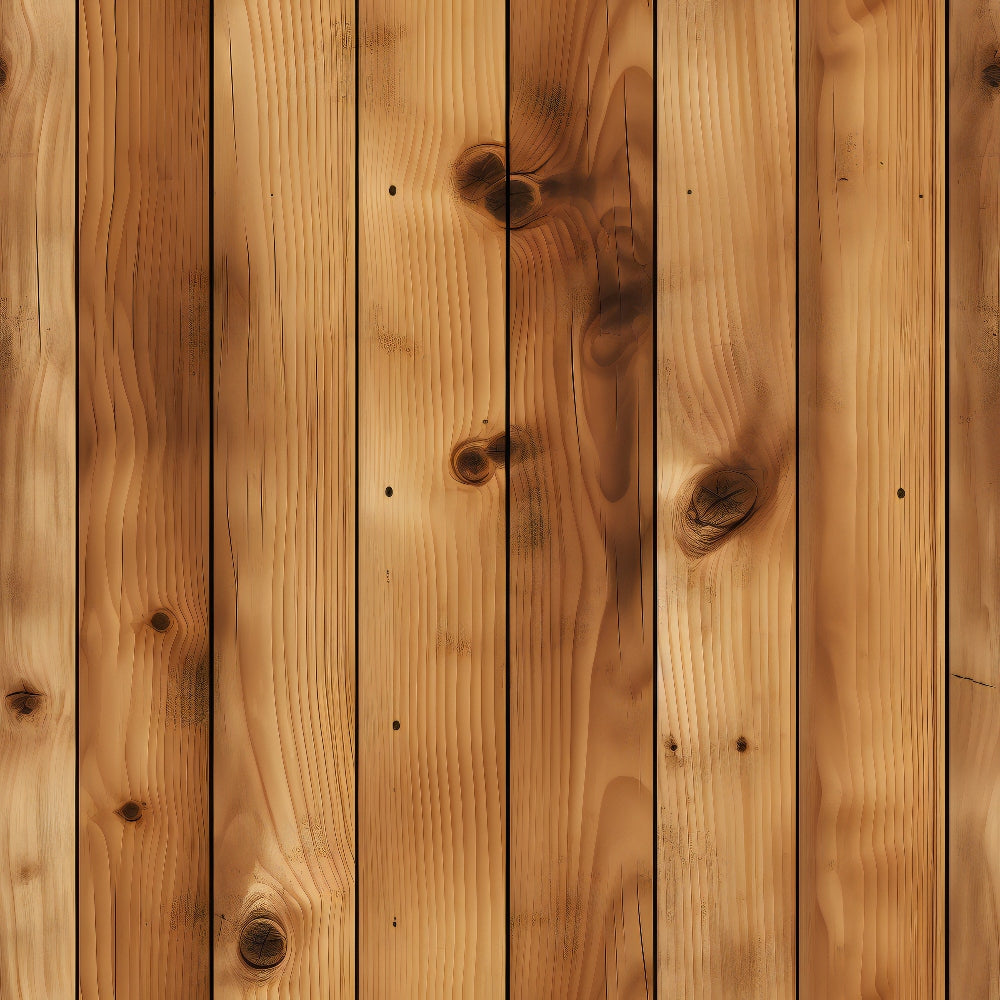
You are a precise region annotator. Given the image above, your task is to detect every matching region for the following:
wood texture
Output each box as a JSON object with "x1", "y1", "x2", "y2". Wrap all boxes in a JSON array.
[
  {"x1": 799, "y1": 0, "x2": 945, "y2": 996},
  {"x1": 950, "y1": 0, "x2": 1000, "y2": 993},
  {"x1": 0, "y1": 0, "x2": 76, "y2": 994},
  {"x1": 655, "y1": 0, "x2": 797, "y2": 994},
  {"x1": 507, "y1": 1, "x2": 654, "y2": 995},
  {"x1": 78, "y1": 0, "x2": 211, "y2": 992},
  {"x1": 213, "y1": 0, "x2": 355, "y2": 995},
  {"x1": 356, "y1": 0, "x2": 507, "y2": 995}
]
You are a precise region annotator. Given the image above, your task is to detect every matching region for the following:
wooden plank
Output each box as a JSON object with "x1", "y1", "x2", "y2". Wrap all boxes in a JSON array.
[
  {"x1": 0, "y1": 0, "x2": 76, "y2": 994},
  {"x1": 78, "y1": 0, "x2": 211, "y2": 992},
  {"x1": 213, "y1": 0, "x2": 355, "y2": 994},
  {"x1": 356, "y1": 0, "x2": 506, "y2": 995},
  {"x1": 506, "y1": 1, "x2": 654, "y2": 994},
  {"x1": 949, "y1": 1, "x2": 1000, "y2": 993},
  {"x1": 799, "y1": 0, "x2": 945, "y2": 995},
  {"x1": 655, "y1": 0, "x2": 796, "y2": 995}
]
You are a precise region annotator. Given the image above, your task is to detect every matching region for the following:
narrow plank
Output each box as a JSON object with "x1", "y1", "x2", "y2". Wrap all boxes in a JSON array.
[
  {"x1": 78, "y1": 0, "x2": 211, "y2": 992},
  {"x1": 213, "y1": 0, "x2": 355, "y2": 994},
  {"x1": 949, "y1": 0, "x2": 1000, "y2": 992},
  {"x1": 507, "y1": 1, "x2": 654, "y2": 994},
  {"x1": 357, "y1": 0, "x2": 507, "y2": 995},
  {"x1": 799, "y1": 0, "x2": 945, "y2": 995},
  {"x1": 0, "y1": 0, "x2": 76, "y2": 993},
  {"x1": 655, "y1": 0, "x2": 796, "y2": 994}
]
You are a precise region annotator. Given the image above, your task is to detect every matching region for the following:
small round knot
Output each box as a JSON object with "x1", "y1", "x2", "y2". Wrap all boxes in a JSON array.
[
  {"x1": 117, "y1": 801, "x2": 143, "y2": 823},
  {"x1": 392, "y1": 720, "x2": 401, "y2": 731},
  {"x1": 239, "y1": 916, "x2": 287, "y2": 971},
  {"x1": 897, "y1": 487, "x2": 905, "y2": 499},
  {"x1": 451, "y1": 443, "x2": 492, "y2": 485},
  {"x1": 388, "y1": 184, "x2": 397, "y2": 196},
  {"x1": 735, "y1": 736, "x2": 749, "y2": 753},
  {"x1": 685, "y1": 470, "x2": 758, "y2": 548},
  {"x1": 384, "y1": 486, "x2": 393, "y2": 498},
  {"x1": 150, "y1": 610, "x2": 173, "y2": 633},
  {"x1": 6, "y1": 690, "x2": 42, "y2": 717}
]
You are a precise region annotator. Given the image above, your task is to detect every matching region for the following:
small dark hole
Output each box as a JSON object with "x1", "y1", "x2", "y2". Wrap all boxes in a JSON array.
[
  {"x1": 392, "y1": 918, "x2": 397, "y2": 927},
  {"x1": 686, "y1": 189, "x2": 692, "y2": 195},
  {"x1": 388, "y1": 185, "x2": 397, "y2": 196},
  {"x1": 918, "y1": 194, "x2": 924, "y2": 199},
  {"x1": 897, "y1": 488, "x2": 905, "y2": 499},
  {"x1": 392, "y1": 720, "x2": 401, "y2": 731},
  {"x1": 118, "y1": 801, "x2": 142, "y2": 822},
  {"x1": 150, "y1": 610, "x2": 172, "y2": 632},
  {"x1": 736, "y1": 737, "x2": 749, "y2": 753},
  {"x1": 385, "y1": 486, "x2": 393, "y2": 497},
  {"x1": 669, "y1": 742, "x2": 678, "y2": 753}
]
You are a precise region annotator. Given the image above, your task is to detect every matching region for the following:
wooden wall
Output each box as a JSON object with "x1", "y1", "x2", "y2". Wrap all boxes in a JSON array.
[{"x1": 0, "y1": 0, "x2": 976, "y2": 996}]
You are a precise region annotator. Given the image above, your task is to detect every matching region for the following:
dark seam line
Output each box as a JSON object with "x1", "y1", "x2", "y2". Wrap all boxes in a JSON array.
[
  {"x1": 651, "y1": 0, "x2": 658, "y2": 995},
  {"x1": 208, "y1": 0, "x2": 216, "y2": 992},
  {"x1": 794, "y1": 0, "x2": 801, "y2": 993},
  {"x1": 74, "y1": 0, "x2": 81, "y2": 989},
  {"x1": 943, "y1": 1, "x2": 950, "y2": 995},
  {"x1": 504, "y1": 0, "x2": 512, "y2": 995}
]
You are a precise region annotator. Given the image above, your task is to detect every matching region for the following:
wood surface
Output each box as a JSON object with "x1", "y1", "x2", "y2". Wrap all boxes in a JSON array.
[
  {"x1": 0, "y1": 0, "x2": 76, "y2": 994},
  {"x1": 356, "y1": 0, "x2": 507, "y2": 995},
  {"x1": 213, "y1": 0, "x2": 356, "y2": 995},
  {"x1": 950, "y1": 0, "x2": 1000, "y2": 993},
  {"x1": 656, "y1": 0, "x2": 797, "y2": 995},
  {"x1": 507, "y1": 0, "x2": 655, "y2": 995},
  {"x1": 78, "y1": 0, "x2": 211, "y2": 992},
  {"x1": 799, "y1": 0, "x2": 945, "y2": 996}
]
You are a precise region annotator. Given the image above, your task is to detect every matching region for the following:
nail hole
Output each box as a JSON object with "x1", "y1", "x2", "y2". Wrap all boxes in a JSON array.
[
  {"x1": 150, "y1": 610, "x2": 172, "y2": 632},
  {"x1": 384, "y1": 486, "x2": 393, "y2": 497},
  {"x1": 669, "y1": 741, "x2": 678, "y2": 753},
  {"x1": 238, "y1": 916, "x2": 287, "y2": 971},
  {"x1": 686, "y1": 189, "x2": 692, "y2": 194},
  {"x1": 897, "y1": 487, "x2": 906, "y2": 499},
  {"x1": 388, "y1": 185, "x2": 397, "y2": 196},
  {"x1": 736, "y1": 736, "x2": 749, "y2": 753},
  {"x1": 5, "y1": 690, "x2": 42, "y2": 717},
  {"x1": 392, "y1": 720, "x2": 401, "y2": 731},
  {"x1": 392, "y1": 918, "x2": 397, "y2": 927},
  {"x1": 117, "y1": 801, "x2": 143, "y2": 823}
]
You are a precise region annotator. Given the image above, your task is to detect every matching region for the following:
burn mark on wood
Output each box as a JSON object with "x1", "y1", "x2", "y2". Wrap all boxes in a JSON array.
[
  {"x1": 238, "y1": 916, "x2": 287, "y2": 971},
  {"x1": 117, "y1": 801, "x2": 143, "y2": 823},
  {"x1": 150, "y1": 610, "x2": 173, "y2": 632},
  {"x1": 677, "y1": 470, "x2": 759, "y2": 555},
  {"x1": 5, "y1": 690, "x2": 42, "y2": 717}
]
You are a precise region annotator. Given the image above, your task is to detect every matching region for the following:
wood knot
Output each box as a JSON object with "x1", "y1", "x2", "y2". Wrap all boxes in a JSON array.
[
  {"x1": 117, "y1": 801, "x2": 143, "y2": 823},
  {"x1": 453, "y1": 144, "x2": 541, "y2": 229},
  {"x1": 0, "y1": 57, "x2": 8, "y2": 91},
  {"x1": 450, "y1": 434, "x2": 509, "y2": 485},
  {"x1": 679, "y1": 470, "x2": 758, "y2": 554},
  {"x1": 983, "y1": 63, "x2": 1000, "y2": 89},
  {"x1": 239, "y1": 916, "x2": 287, "y2": 971},
  {"x1": 5, "y1": 690, "x2": 42, "y2": 717},
  {"x1": 735, "y1": 736, "x2": 749, "y2": 753},
  {"x1": 150, "y1": 610, "x2": 173, "y2": 633}
]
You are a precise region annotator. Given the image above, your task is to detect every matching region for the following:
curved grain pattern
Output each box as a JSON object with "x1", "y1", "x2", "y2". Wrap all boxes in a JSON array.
[
  {"x1": 507, "y1": 1, "x2": 654, "y2": 995},
  {"x1": 78, "y1": 0, "x2": 210, "y2": 992},
  {"x1": 213, "y1": 1, "x2": 355, "y2": 996},
  {"x1": 357, "y1": 0, "x2": 507, "y2": 994},
  {"x1": 799, "y1": 0, "x2": 945, "y2": 995},
  {"x1": 656, "y1": 0, "x2": 796, "y2": 995},
  {"x1": 950, "y1": 0, "x2": 1000, "y2": 992},
  {"x1": 0, "y1": 0, "x2": 75, "y2": 993}
]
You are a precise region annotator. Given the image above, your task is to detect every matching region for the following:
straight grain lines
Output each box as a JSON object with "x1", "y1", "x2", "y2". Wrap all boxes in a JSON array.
[
  {"x1": 504, "y1": 0, "x2": 512, "y2": 992},
  {"x1": 354, "y1": 0, "x2": 361, "y2": 994},
  {"x1": 794, "y1": 0, "x2": 800, "y2": 990}
]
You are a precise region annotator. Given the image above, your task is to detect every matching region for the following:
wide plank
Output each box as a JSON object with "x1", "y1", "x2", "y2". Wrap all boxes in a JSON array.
[
  {"x1": 213, "y1": 0, "x2": 356, "y2": 994},
  {"x1": 949, "y1": 0, "x2": 1000, "y2": 993},
  {"x1": 0, "y1": 0, "x2": 76, "y2": 994},
  {"x1": 655, "y1": 0, "x2": 797, "y2": 994},
  {"x1": 78, "y1": 0, "x2": 211, "y2": 992},
  {"x1": 798, "y1": 0, "x2": 945, "y2": 995},
  {"x1": 356, "y1": 0, "x2": 507, "y2": 994},
  {"x1": 507, "y1": 1, "x2": 655, "y2": 995}
]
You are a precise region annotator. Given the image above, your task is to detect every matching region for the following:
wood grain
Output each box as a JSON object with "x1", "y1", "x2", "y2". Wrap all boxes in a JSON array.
[
  {"x1": 507, "y1": 1, "x2": 654, "y2": 995},
  {"x1": 799, "y1": 0, "x2": 945, "y2": 995},
  {"x1": 356, "y1": 0, "x2": 507, "y2": 995},
  {"x1": 78, "y1": 0, "x2": 211, "y2": 992},
  {"x1": 213, "y1": 0, "x2": 355, "y2": 995},
  {"x1": 949, "y1": 0, "x2": 1000, "y2": 993},
  {"x1": 655, "y1": 0, "x2": 796, "y2": 994},
  {"x1": 0, "y1": 0, "x2": 75, "y2": 993}
]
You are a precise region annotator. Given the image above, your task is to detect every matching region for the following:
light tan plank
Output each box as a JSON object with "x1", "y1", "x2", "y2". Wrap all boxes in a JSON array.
[
  {"x1": 78, "y1": 0, "x2": 211, "y2": 992},
  {"x1": 213, "y1": 0, "x2": 355, "y2": 995},
  {"x1": 0, "y1": 0, "x2": 75, "y2": 994},
  {"x1": 507, "y1": 1, "x2": 654, "y2": 995},
  {"x1": 655, "y1": 0, "x2": 796, "y2": 994},
  {"x1": 357, "y1": 0, "x2": 507, "y2": 995},
  {"x1": 949, "y1": 0, "x2": 1000, "y2": 993},
  {"x1": 799, "y1": 0, "x2": 945, "y2": 995}
]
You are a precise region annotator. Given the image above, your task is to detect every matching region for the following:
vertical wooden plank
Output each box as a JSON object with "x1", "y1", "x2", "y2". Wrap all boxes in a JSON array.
[
  {"x1": 214, "y1": 0, "x2": 355, "y2": 995},
  {"x1": 950, "y1": 1, "x2": 1000, "y2": 993},
  {"x1": 357, "y1": 0, "x2": 506, "y2": 995},
  {"x1": 78, "y1": 0, "x2": 211, "y2": 992},
  {"x1": 507, "y1": 1, "x2": 654, "y2": 995},
  {"x1": 0, "y1": 0, "x2": 75, "y2": 993},
  {"x1": 655, "y1": 0, "x2": 796, "y2": 994},
  {"x1": 799, "y1": 0, "x2": 945, "y2": 995}
]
